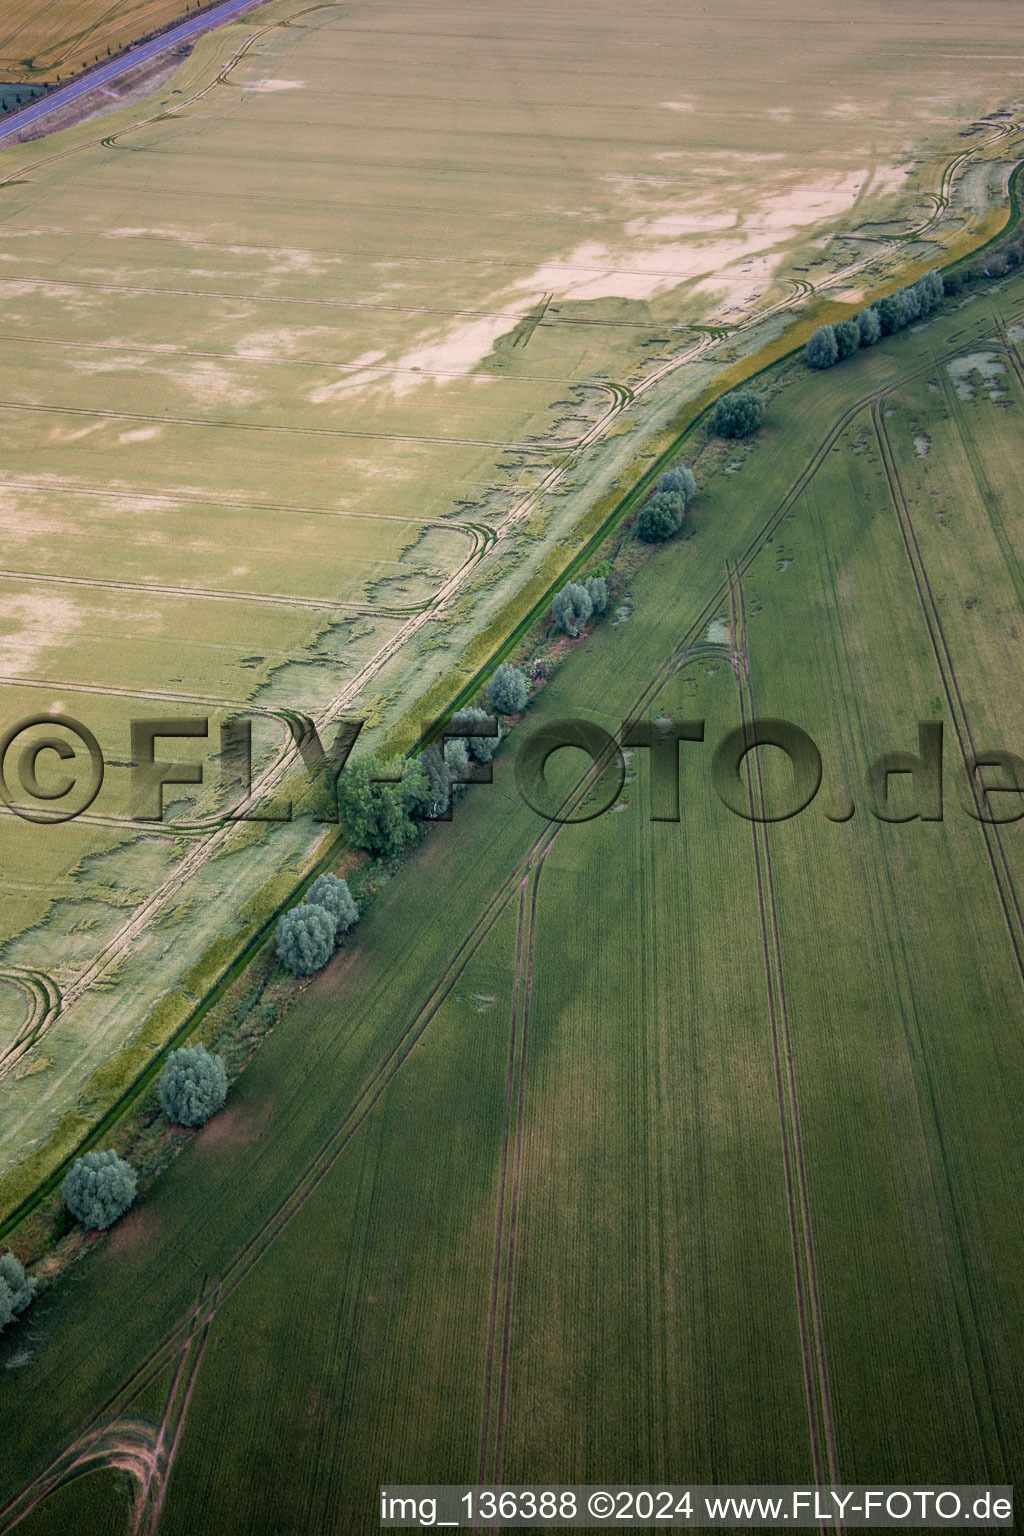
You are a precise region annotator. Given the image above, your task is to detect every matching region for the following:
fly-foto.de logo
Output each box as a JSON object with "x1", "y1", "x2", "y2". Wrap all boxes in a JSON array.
[{"x1": 1, "y1": 712, "x2": 1022, "y2": 828}]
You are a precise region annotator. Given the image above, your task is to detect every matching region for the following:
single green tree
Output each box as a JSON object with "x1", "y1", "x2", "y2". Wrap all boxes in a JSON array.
[
  {"x1": 897, "y1": 285, "x2": 922, "y2": 324},
  {"x1": 158, "y1": 1045, "x2": 228, "y2": 1128},
  {"x1": 857, "y1": 307, "x2": 882, "y2": 346},
  {"x1": 444, "y1": 737, "x2": 472, "y2": 791},
  {"x1": 637, "y1": 490, "x2": 685, "y2": 542},
  {"x1": 655, "y1": 464, "x2": 696, "y2": 502},
  {"x1": 551, "y1": 581, "x2": 593, "y2": 637},
  {"x1": 834, "y1": 319, "x2": 860, "y2": 359},
  {"x1": 585, "y1": 575, "x2": 609, "y2": 617},
  {"x1": 417, "y1": 743, "x2": 451, "y2": 817},
  {"x1": 305, "y1": 873, "x2": 359, "y2": 935},
  {"x1": 276, "y1": 902, "x2": 336, "y2": 975},
  {"x1": 488, "y1": 663, "x2": 529, "y2": 715},
  {"x1": 336, "y1": 756, "x2": 428, "y2": 857},
  {"x1": 0, "y1": 1252, "x2": 36, "y2": 1332},
  {"x1": 62, "y1": 1149, "x2": 137, "y2": 1231},
  {"x1": 710, "y1": 389, "x2": 765, "y2": 438},
  {"x1": 914, "y1": 271, "x2": 944, "y2": 312},
  {"x1": 875, "y1": 293, "x2": 903, "y2": 335},
  {"x1": 806, "y1": 325, "x2": 839, "y2": 369}
]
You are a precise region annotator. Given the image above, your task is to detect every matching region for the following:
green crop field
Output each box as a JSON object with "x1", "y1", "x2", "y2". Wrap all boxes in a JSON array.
[
  {"x1": 2, "y1": 260, "x2": 1023, "y2": 1530},
  {"x1": 1, "y1": 0, "x2": 1023, "y2": 1213}
]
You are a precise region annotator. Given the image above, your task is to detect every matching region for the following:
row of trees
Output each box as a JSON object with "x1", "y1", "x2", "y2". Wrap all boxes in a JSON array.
[
  {"x1": 275, "y1": 683, "x2": 527, "y2": 975},
  {"x1": 806, "y1": 271, "x2": 946, "y2": 371},
  {"x1": 52, "y1": 1042, "x2": 233, "y2": 1243},
  {"x1": 550, "y1": 575, "x2": 608, "y2": 636}
]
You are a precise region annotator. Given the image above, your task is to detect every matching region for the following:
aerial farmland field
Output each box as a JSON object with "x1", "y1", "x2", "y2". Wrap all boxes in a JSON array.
[
  {"x1": 0, "y1": 1, "x2": 1023, "y2": 1532},
  {"x1": 0, "y1": 0, "x2": 1022, "y2": 1211},
  {"x1": 0, "y1": 0, "x2": 193, "y2": 86},
  {"x1": 3, "y1": 274, "x2": 1024, "y2": 1532}
]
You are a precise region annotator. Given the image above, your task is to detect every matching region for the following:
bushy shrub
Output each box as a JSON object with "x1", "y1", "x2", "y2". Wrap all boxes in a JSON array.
[
  {"x1": 444, "y1": 736, "x2": 472, "y2": 787},
  {"x1": 637, "y1": 490, "x2": 685, "y2": 542},
  {"x1": 417, "y1": 744, "x2": 450, "y2": 817},
  {"x1": 159, "y1": 1044, "x2": 228, "y2": 1128},
  {"x1": 915, "y1": 271, "x2": 944, "y2": 313},
  {"x1": 806, "y1": 325, "x2": 839, "y2": 369},
  {"x1": 711, "y1": 389, "x2": 765, "y2": 438},
  {"x1": 336, "y1": 757, "x2": 428, "y2": 857},
  {"x1": 62, "y1": 1149, "x2": 137, "y2": 1231},
  {"x1": 451, "y1": 708, "x2": 500, "y2": 763},
  {"x1": 585, "y1": 575, "x2": 609, "y2": 617},
  {"x1": 654, "y1": 464, "x2": 696, "y2": 502},
  {"x1": 305, "y1": 873, "x2": 358, "y2": 935},
  {"x1": 551, "y1": 581, "x2": 593, "y2": 637},
  {"x1": 0, "y1": 1252, "x2": 36, "y2": 1332},
  {"x1": 276, "y1": 902, "x2": 336, "y2": 975},
  {"x1": 857, "y1": 306, "x2": 882, "y2": 346},
  {"x1": 834, "y1": 318, "x2": 860, "y2": 359},
  {"x1": 488, "y1": 663, "x2": 529, "y2": 715},
  {"x1": 875, "y1": 293, "x2": 902, "y2": 335}
]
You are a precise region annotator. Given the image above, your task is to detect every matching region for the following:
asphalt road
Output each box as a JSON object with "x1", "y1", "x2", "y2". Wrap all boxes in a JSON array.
[{"x1": 0, "y1": 0, "x2": 267, "y2": 146}]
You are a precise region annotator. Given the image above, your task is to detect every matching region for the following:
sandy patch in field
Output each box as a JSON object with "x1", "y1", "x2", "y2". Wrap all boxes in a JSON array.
[
  {"x1": 67, "y1": 352, "x2": 155, "y2": 374},
  {"x1": 0, "y1": 593, "x2": 80, "y2": 673},
  {"x1": 108, "y1": 225, "x2": 215, "y2": 247},
  {"x1": 385, "y1": 312, "x2": 533, "y2": 397},
  {"x1": 233, "y1": 324, "x2": 336, "y2": 360},
  {"x1": 48, "y1": 421, "x2": 106, "y2": 443},
  {"x1": 826, "y1": 99, "x2": 872, "y2": 119},
  {"x1": 0, "y1": 489, "x2": 64, "y2": 546},
  {"x1": 307, "y1": 349, "x2": 391, "y2": 401},
  {"x1": 337, "y1": 454, "x2": 418, "y2": 482},
  {"x1": 0, "y1": 279, "x2": 101, "y2": 311},
  {"x1": 660, "y1": 99, "x2": 695, "y2": 112},
  {"x1": 340, "y1": 161, "x2": 879, "y2": 390},
  {"x1": 266, "y1": 248, "x2": 335, "y2": 278},
  {"x1": 863, "y1": 162, "x2": 913, "y2": 197},
  {"x1": 169, "y1": 361, "x2": 261, "y2": 407},
  {"x1": 246, "y1": 78, "x2": 304, "y2": 92},
  {"x1": 118, "y1": 426, "x2": 162, "y2": 444}
]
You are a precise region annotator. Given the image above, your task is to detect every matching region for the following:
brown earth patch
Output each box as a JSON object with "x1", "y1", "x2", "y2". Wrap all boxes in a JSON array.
[{"x1": 195, "y1": 1098, "x2": 274, "y2": 1151}]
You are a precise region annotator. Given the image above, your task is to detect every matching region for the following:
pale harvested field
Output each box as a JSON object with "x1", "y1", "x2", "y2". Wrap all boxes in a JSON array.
[
  {"x1": 0, "y1": 0, "x2": 191, "y2": 82},
  {"x1": 0, "y1": 0, "x2": 1021, "y2": 1194}
]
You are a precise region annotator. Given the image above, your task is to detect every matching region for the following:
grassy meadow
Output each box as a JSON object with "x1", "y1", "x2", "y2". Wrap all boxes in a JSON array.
[{"x1": 1, "y1": 266, "x2": 1023, "y2": 1528}]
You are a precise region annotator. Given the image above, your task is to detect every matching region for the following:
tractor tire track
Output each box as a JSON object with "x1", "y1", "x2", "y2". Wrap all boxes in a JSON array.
[
  {"x1": 476, "y1": 873, "x2": 531, "y2": 1491},
  {"x1": 726, "y1": 562, "x2": 840, "y2": 1500}
]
